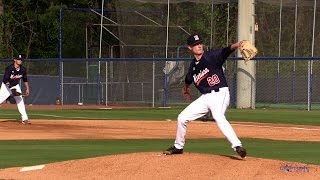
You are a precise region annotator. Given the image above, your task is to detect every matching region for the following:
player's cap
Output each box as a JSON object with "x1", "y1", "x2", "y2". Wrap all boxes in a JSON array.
[
  {"x1": 187, "y1": 34, "x2": 203, "y2": 46},
  {"x1": 14, "y1": 54, "x2": 23, "y2": 60}
]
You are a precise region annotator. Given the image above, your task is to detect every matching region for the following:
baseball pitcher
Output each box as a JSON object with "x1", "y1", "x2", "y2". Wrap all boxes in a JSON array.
[
  {"x1": 163, "y1": 34, "x2": 247, "y2": 158},
  {"x1": 0, "y1": 55, "x2": 30, "y2": 124}
]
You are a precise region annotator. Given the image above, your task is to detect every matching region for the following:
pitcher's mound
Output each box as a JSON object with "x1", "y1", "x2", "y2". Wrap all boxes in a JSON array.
[{"x1": 0, "y1": 152, "x2": 319, "y2": 180}]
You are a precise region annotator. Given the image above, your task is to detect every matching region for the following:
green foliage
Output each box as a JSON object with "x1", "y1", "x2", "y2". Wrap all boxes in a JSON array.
[
  {"x1": 34, "y1": 3, "x2": 61, "y2": 58},
  {"x1": 62, "y1": 10, "x2": 98, "y2": 58},
  {"x1": 0, "y1": 1, "x2": 319, "y2": 59},
  {"x1": 0, "y1": 0, "x2": 98, "y2": 59},
  {"x1": 168, "y1": 2, "x2": 237, "y2": 48}
]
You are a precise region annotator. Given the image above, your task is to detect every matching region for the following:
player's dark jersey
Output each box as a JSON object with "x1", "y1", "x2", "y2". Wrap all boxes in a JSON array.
[
  {"x1": 185, "y1": 46, "x2": 235, "y2": 94},
  {"x1": 2, "y1": 64, "x2": 28, "y2": 87}
]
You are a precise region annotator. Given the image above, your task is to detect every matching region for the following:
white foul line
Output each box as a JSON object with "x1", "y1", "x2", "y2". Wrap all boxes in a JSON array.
[
  {"x1": 31, "y1": 114, "x2": 111, "y2": 120},
  {"x1": 1, "y1": 113, "x2": 110, "y2": 120}
]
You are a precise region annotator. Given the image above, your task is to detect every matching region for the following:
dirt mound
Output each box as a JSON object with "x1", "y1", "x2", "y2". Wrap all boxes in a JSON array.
[{"x1": 0, "y1": 153, "x2": 318, "y2": 180}]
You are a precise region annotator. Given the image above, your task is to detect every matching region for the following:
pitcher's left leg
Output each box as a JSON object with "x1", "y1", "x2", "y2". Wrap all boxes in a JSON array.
[
  {"x1": 174, "y1": 95, "x2": 208, "y2": 149},
  {"x1": 164, "y1": 95, "x2": 208, "y2": 155}
]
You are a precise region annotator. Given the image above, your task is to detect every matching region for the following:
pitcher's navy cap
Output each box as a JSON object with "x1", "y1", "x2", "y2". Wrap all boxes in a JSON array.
[
  {"x1": 187, "y1": 34, "x2": 203, "y2": 46},
  {"x1": 14, "y1": 54, "x2": 23, "y2": 60}
]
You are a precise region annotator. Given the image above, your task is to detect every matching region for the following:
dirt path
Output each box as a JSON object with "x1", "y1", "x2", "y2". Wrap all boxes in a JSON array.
[{"x1": 0, "y1": 120, "x2": 320, "y2": 141}]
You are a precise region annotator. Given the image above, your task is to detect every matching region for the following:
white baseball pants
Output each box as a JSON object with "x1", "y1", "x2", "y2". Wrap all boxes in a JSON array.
[
  {"x1": 0, "y1": 83, "x2": 29, "y2": 121},
  {"x1": 174, "y1": 87, "x2": 242, "y2": 150}
]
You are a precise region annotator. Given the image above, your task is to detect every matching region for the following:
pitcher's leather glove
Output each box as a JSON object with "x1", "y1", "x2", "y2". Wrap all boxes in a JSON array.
[{"x1": 239, "y1": 40, "x2": 258, "y2": 61}]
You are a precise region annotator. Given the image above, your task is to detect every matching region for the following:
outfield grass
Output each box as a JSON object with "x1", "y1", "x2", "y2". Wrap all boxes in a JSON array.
[
  {"x1": 0, "y1": 138, "x2": 319, "y2": 169},
  {"x1": 227, "y1": 108, "x2": 320, "y2": 125},
  {"x1": 1, "y1": 108, "x2": 320, "y2": 126}
]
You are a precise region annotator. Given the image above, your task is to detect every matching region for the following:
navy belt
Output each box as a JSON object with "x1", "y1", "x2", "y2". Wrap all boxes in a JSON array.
[
  {"x1": 205, "y1": 89, "x2": 220, "y2": 93},
  {"x1": 213, "y1": 89, "x2": 219, "y2": 92},
  {"x1": 203, "y1": 88, "x2": 221, "y2": 94}
]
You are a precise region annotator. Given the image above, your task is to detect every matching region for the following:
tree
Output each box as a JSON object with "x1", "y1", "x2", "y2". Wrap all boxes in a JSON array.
[{"x1": 0, "y1": 0, "x2": 99, "y2": 75}]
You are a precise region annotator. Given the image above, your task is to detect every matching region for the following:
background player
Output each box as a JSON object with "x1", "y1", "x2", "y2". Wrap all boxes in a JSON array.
[
  {"x1": 163, "y1": 34, "x2": 247, "y2": 158},
  {"x1": 0, "y1": 54, "x2": 30, "y2": 124}
]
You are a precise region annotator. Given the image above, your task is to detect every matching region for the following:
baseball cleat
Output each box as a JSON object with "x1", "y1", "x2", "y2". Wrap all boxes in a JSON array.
[
  {"x1": 22, "y1": 120, "x2": 31, "y2": 124},
  {"x1": 235, "y1": 146, "x2": 247, "y2": 158},
  {"x1": 163, "y1": 146, "x2": 183, "y2": 155}
]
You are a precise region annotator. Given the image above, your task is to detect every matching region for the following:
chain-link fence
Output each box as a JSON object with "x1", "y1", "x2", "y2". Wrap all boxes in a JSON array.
[{"x1": 2, "y1": 57, "x2": 320, "y2": 111}]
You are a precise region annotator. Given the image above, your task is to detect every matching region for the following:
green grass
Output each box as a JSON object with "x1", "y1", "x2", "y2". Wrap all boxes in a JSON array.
[
  {"x1": 256, "y1": 103, "x2": 320, "y2": 110},
  {"x1": 0, "y1": 138, "x2": 320, "y2": 169},
  {"x1": 226, "y1": 109, "x2": 320, "y2": 125},
  {"x1": 187, "y1": 139, "x2": 320, "y2": 165},
  {"x1": 0, "y1": 108, "x2": 180, "y2": 120},
  {"x1": 2, "y1": 108, "x2": 320, "y2": 125}
]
